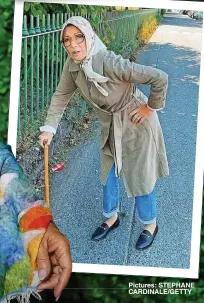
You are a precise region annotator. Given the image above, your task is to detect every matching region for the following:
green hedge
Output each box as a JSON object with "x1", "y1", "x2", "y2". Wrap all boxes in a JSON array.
[{"x1": 0, "y1": 1, "x2": 13, "y2": 143}]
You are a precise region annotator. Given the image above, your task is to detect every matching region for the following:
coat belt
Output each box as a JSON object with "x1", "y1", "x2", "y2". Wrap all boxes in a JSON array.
[{"x1": 112, "y1": 98, "x2": 136, "y2": 176}]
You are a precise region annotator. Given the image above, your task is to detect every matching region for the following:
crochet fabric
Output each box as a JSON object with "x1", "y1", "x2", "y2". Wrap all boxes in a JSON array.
[{"x1": 0, "y1": 142, "x2": 53, "y2": 303}]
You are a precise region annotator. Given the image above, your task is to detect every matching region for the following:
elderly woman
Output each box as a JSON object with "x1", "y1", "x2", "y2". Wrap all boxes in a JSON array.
[{"x1": 39, "y1": 16, "x2": 169, "y2": 250}]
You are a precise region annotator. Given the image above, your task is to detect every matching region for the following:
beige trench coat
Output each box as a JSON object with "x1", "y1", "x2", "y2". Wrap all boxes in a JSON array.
[{"x1": 44, "y1": 49, "x2": 169, "y2": 197}]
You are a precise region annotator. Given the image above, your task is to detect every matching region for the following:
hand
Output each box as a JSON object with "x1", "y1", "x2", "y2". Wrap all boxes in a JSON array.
[
  {"x1": 39, "y1": 132, "x2": 53, "y2": 149},
  {"x1": 36, "y1": 221, "x2": 72, "y2": 300},
  {"x1": 128, "y1": 104, "x2": 155, "y2": 124}
]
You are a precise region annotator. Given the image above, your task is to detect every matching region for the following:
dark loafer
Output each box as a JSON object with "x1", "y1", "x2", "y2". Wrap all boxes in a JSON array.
[
  {"x1": 91, "y1": 217, "x2": 120, "y2": 241},
  {"x1": 136, "y1": 225, "x2": 158, "y2": 250}
]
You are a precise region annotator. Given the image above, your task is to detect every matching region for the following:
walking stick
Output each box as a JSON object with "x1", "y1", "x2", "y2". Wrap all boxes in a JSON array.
[{"x1": 44, "y1": 142, "x2": 50, "y2": 207}]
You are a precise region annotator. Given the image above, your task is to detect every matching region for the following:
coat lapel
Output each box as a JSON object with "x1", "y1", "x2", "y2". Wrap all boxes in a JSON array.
[
  {"x1": 68, "y1": 58, "x2": 90, "y2": 100},
  {"x1": 75, "y1": 70, "x2": 91, "y2": 100}
]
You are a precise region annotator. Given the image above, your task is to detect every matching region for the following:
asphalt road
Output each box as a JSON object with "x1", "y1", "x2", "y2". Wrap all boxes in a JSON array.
[{"x1": 50, "y1": 13, "x2": 202, "y2": 269}]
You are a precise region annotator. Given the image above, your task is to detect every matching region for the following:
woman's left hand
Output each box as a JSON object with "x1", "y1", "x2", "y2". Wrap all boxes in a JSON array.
[{"x1": 128, "y1": 104, "x2": 155, "y2": 124}]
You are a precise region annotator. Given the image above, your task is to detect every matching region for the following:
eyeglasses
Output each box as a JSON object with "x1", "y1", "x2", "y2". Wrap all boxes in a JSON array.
[{"x1": 62, "y1": 33, "x2": 85, "y2": 47}]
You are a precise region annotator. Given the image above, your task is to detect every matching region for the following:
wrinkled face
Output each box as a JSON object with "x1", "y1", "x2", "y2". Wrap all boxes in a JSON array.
[{"x1": 63, "y1": 25, "x2": 87, "y2": 61}]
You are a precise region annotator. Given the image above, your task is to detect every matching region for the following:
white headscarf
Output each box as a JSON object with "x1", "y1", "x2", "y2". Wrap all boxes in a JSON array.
[{"x1": 60, "y1": 16, "x2": 109, "y2": 97}]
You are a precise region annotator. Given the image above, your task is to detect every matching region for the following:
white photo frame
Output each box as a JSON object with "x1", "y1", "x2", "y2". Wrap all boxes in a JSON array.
[{"x1": 8, "y1": 0, "x2": 204, "y2": 279}]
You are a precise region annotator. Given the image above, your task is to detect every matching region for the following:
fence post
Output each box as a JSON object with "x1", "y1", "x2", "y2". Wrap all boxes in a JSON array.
[
  {"x1": 46, "y1": 15, "x2": 51, "y2": 106},
  {"x1": 56, "y1": 13, "x2": 60, "y2": 29},
  {"x1": 29, "y1": 15, "x2": 36, "y2": 35},
  {"x1": 41, "y1": 15, "x2": 45, "y2": 111},
  {"x1": 22, "y1": 16, "x2": 29, "y2": 132},
  {"x1": 41, "y1": 15, "x2": 46, "y2": 33},
  {"x1": 18, "y1": 97, "x2": 21, "y2": 140},
  {"x1": 22, "y1": 15, "x2": 29, "y2": 37},
  {"x1": 59, "y1": 13, "x2": 63, "y2": 76},
  {"x1": 35, "y1": 16, "x2": 41, "y2": 34},
  {"x1": 36, "y1": 16, "x2": 40, "y2": 118},
  {"x1": 30, "y1": 15, "x2": 34, "y2": 123},
  {"x1": 63, "y1": 13, "x2": 68, "y2": 65},
  {"x1": 56, "y1": 14, "x2": 60, "y2": 87},
  {"x1": 51, "y1": 14, "x2": 55, "y2": 97}
]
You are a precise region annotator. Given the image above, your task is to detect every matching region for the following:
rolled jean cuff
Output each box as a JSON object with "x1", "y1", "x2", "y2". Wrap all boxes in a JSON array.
[
  {"x1": 103, "y1": 207, "x2": 119, "y2": 218},
  {"x1": 137, "y1": 215, "x2": 157, "y2": 225}
]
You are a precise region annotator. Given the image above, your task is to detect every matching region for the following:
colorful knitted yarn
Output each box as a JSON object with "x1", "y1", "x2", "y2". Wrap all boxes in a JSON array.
[{"x1": 0, "y1": 142, "x2": 53, "y2": 303}]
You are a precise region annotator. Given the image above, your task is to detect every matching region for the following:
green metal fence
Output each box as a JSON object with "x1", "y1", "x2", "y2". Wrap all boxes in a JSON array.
[{"x1": 19, "y1": 9, "x2": 161, "y2": 138}]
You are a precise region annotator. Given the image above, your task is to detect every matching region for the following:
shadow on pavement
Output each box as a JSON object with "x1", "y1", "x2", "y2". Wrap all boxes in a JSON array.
[
  {"x1": 140, "y1": 42, "x2": 201, "y2": 86},
  {"x1": 163, "y1": 13, "x2": 203, "y2": 28}
]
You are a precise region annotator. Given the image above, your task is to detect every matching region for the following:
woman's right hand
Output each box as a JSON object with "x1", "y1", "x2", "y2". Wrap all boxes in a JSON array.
[
  {"x1": 39, "y1": 132, "x2": 54, "y2": 149},
  {"x1": 37, "y1": 221, "x2": 72, "y2": 300}
]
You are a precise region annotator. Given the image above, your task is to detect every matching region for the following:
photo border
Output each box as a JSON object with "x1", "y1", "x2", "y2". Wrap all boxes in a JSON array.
[{"x1": 8, "y1": 0, "x2": 204, "y2": 279}]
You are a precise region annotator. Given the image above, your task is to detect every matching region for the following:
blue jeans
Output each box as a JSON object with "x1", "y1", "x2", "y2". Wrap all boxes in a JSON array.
[{"x1": 103, "y1": 164, "x2": 157, "y2": 224}]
